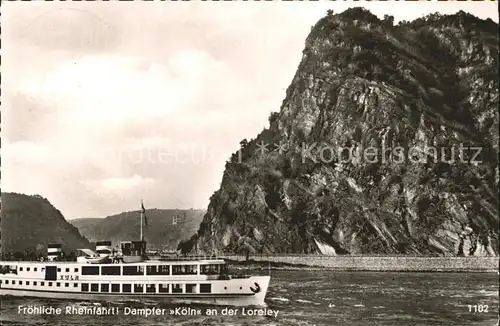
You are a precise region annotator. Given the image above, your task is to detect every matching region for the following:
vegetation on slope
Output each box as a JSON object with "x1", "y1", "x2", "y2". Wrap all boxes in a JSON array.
[
  {"x1": 1, "y1": 192, "x2": 91, "y2": 255},
  {"x1": 70, "y1": 209, "x2": 205, "y2": 250},
  {"x1": 187, "y1": 8, "x2": 498, "y2": 256}
]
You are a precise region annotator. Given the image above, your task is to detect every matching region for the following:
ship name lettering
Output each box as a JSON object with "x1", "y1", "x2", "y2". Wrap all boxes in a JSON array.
[{"x1": 59, "y1": 275, "x2": 79, "y2": 281}]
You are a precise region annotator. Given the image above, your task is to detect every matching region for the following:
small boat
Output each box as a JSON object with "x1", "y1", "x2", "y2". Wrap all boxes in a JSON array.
[{"x1": 76, "y1": 249, "x2": 112, "y2": 264}]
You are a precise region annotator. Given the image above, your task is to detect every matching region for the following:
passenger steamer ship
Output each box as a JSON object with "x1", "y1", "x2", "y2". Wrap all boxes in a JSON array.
[{"x1": 0, "y1": 205, "x2": 270, "y2": 306}]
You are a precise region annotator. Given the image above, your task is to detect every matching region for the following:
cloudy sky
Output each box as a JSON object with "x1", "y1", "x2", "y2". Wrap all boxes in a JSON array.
[{"x1": 2, "y1": 2, "x2": 498, "y2": 220}]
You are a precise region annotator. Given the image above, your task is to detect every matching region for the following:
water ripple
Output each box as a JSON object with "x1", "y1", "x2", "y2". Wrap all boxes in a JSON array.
[{"x1": 1, "y1": 271, "x2": 497, "y2": 326}]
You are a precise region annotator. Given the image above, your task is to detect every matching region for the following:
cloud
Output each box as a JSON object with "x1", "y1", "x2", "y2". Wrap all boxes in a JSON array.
[
  {"x1": 3, "y1": 5, "x2": 120, "y2": 54},
  {"x1": 1, "y1": 92, "x2": 60, "y2": 143},
  {"x1": 84, "y1": 174, "x2": 156, "y2": 193},
  {"x1": 18, "y1": 51, "x2": 223, "y2": 127},
  {"x1": 2, "y1": 141, "x2": 48, "y2": 164}
]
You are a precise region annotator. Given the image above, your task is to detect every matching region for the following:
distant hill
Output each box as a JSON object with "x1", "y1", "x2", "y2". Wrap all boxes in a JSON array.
[
  {"x1": 69, "y1": 218, "x2": 102, "y2": 238},
  {"x1": 69, "y1": 209, "x2": 205, "y2": 250},
  {"x1": 0, "y1": 192, "x2": 92, "y2": 254}
]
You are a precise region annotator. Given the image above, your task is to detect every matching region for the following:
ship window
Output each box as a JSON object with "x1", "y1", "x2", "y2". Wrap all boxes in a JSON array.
[
  {"x1": 102, "y1": 266, "x2": 120, "y2": 275},
  {"x1": 5, "y1": 280, "x2": 9, "y2": 284},
  {"x1": 172, "y1": 284, "x2": 183, "y2": 293},
  {"x1": 65, "y1": 268, "x2": 69, "y2": 272},
  {"x1": 146, "y1": 284, "x2": 155, "y2": 293},
  {"x1": 172, "y1": 265, "x2": 197, "y2": 275},
  {"x1": 0, "y1": 280, "x2": 2, "y2": 285},
  {"x1": 90, "y1": 283, "x2": 99, "y2": 292},
  {"x1": 74, "y1": 283, "x2": 78, "y2": 287},
  {"x1": 82, "y1": 266, "x2": 100, "y2": 275},
  {"x1": 200, "y1": 264, "x2": 223, "y2": 275},
  {"x1": 200, "y1": 284, "x2": 211, "y2": 293},
  {"x1": 101, "y1": 284, "x2": 109, "y2": 292},
  {"x1": 57, "y1": 268, "x2": 61, "y2": 272},
  {"x1": 123, "y1": 266, "x2": 144, "y2": 276},
  {"x1": 34, "y1": 268, "x2": 38, "y2": 272},
  {"x1": 41, "y1": 282, "x2": 45, "y2": 286},
  {"x1": 48, "y1": 282, "x2": 52, "y2": 286},
  {"x1": 56, "y1": 282, "x2": 60, "y2": 287},
  {"x1": 122, "y1": 284, "x2": 132, "y2": 293},
  {"x1": 65, "y1": 283, "x2": 69, "y2": 287},
  {"x1": 19, "y1": 267, "x2": 23, "y2": 271},
  {"x1": 82, "y1": 283, "x2": 89, "y2": 292},
  {"x1": 111, "y1": 284, "x2": 120, "y2": 293},
  {"x1": 134, "y1": 284, "x2": 144, "y2": 293},
  {"x1": 186, "y1": 284, "x2": 196, "y2": 293},
  {"x1": 34, "y1": 281, "x2": 37, "y2": 286},
  {"x1": 27, "y1": 267, "x2": 30, "y2": 271},
  {"x1": 74, "y1": 268, "x2": 79, "y2": 272},
  {"x1": 26, "y1": 281, "x2": 30, "y2": 285},
  {"x1": 146, "y1": 265, "x2": 169, "y2": 275},
  {"x1": 159, "y1": 284, "x2": 169, "y2": 293},
  {"x1": 12, "y1": 281, "x2": 16, "y2": 285},
  {"x1": 19, "y1": 281, "x2": 23, "y2": 285}
]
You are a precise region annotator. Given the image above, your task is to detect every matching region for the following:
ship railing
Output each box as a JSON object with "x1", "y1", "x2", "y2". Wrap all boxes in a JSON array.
[{"x1": 158, "y1": 254, "x2": 221, "y2": 261}]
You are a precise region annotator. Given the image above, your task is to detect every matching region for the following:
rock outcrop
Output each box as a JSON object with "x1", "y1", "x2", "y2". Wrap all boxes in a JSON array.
[{"x1": 189, "y1": 9, "x2": 498, "y2": 256}]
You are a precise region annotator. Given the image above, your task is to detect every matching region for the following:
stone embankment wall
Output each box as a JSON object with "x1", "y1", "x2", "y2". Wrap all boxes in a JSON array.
[{"x1": 222, "y1": 255, "x2": 498, "y2": 272}]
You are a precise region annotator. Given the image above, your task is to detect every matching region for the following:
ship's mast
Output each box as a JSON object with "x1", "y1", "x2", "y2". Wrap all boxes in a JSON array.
[{"x1": 140, "y1": 200, "x2": 143, "y2": 241}]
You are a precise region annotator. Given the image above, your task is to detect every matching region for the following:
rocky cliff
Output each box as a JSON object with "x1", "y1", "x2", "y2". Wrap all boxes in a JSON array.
[
  {"x1": 70, "y1": 209, "x2": 205, "y2": 250},
  {"x1": 191, "y1": 9, "x2": 498, "y2": 256},
  {"x1": 0, "y1": 192, "x2": 92, "y2": 254}
]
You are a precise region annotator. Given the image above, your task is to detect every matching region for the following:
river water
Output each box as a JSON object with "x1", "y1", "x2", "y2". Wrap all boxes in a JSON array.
[{"x1": 1, "y1": 271, "x2": 498, "y2": 326}]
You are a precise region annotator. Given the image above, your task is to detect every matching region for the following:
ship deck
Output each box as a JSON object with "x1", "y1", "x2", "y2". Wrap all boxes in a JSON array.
[{"x1": 0, "y1": 257, "x2": 226, "y2": 265}]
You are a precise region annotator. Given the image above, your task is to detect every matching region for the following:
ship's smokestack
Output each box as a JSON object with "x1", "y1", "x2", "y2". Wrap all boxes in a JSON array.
[
  {"x1": 96, "y1": 241, "x2": 112, "y2": 257},
  {"x1": 47, "y1": 244, "x2": 62, "y2": 261}
]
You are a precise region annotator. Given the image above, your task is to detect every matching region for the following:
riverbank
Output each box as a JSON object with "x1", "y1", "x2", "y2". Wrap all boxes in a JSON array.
[{"x1": 222, "y1": 255, "x2": 498, "y2": 273}]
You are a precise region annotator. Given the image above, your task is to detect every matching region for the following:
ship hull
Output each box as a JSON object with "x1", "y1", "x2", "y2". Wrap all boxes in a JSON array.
[{"x1": 0, "y1": 276, "x2": 270, "y2": 307}]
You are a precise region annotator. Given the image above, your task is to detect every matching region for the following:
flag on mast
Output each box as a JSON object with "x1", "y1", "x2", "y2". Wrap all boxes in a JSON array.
[{"x1": 141, "y1": 201, "x2": 148, "y2": 226}]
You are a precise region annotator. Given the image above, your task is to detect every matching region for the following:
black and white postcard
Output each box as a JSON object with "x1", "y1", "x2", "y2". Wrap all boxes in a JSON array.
[{"x1": 1, "y1": 1, "x2": 498, "y2": 325}]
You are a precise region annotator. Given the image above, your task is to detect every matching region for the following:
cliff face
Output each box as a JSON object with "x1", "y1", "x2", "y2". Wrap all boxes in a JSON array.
[
  {"x1": 0, "y1": 192, "x2": 91, "y2": 254},
  {"x1": 193, "y1": 9, "x2": 498, "y2": 256},
  {"x1": 70, "y1": 209, "x2": 205, "y2": 250}
]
